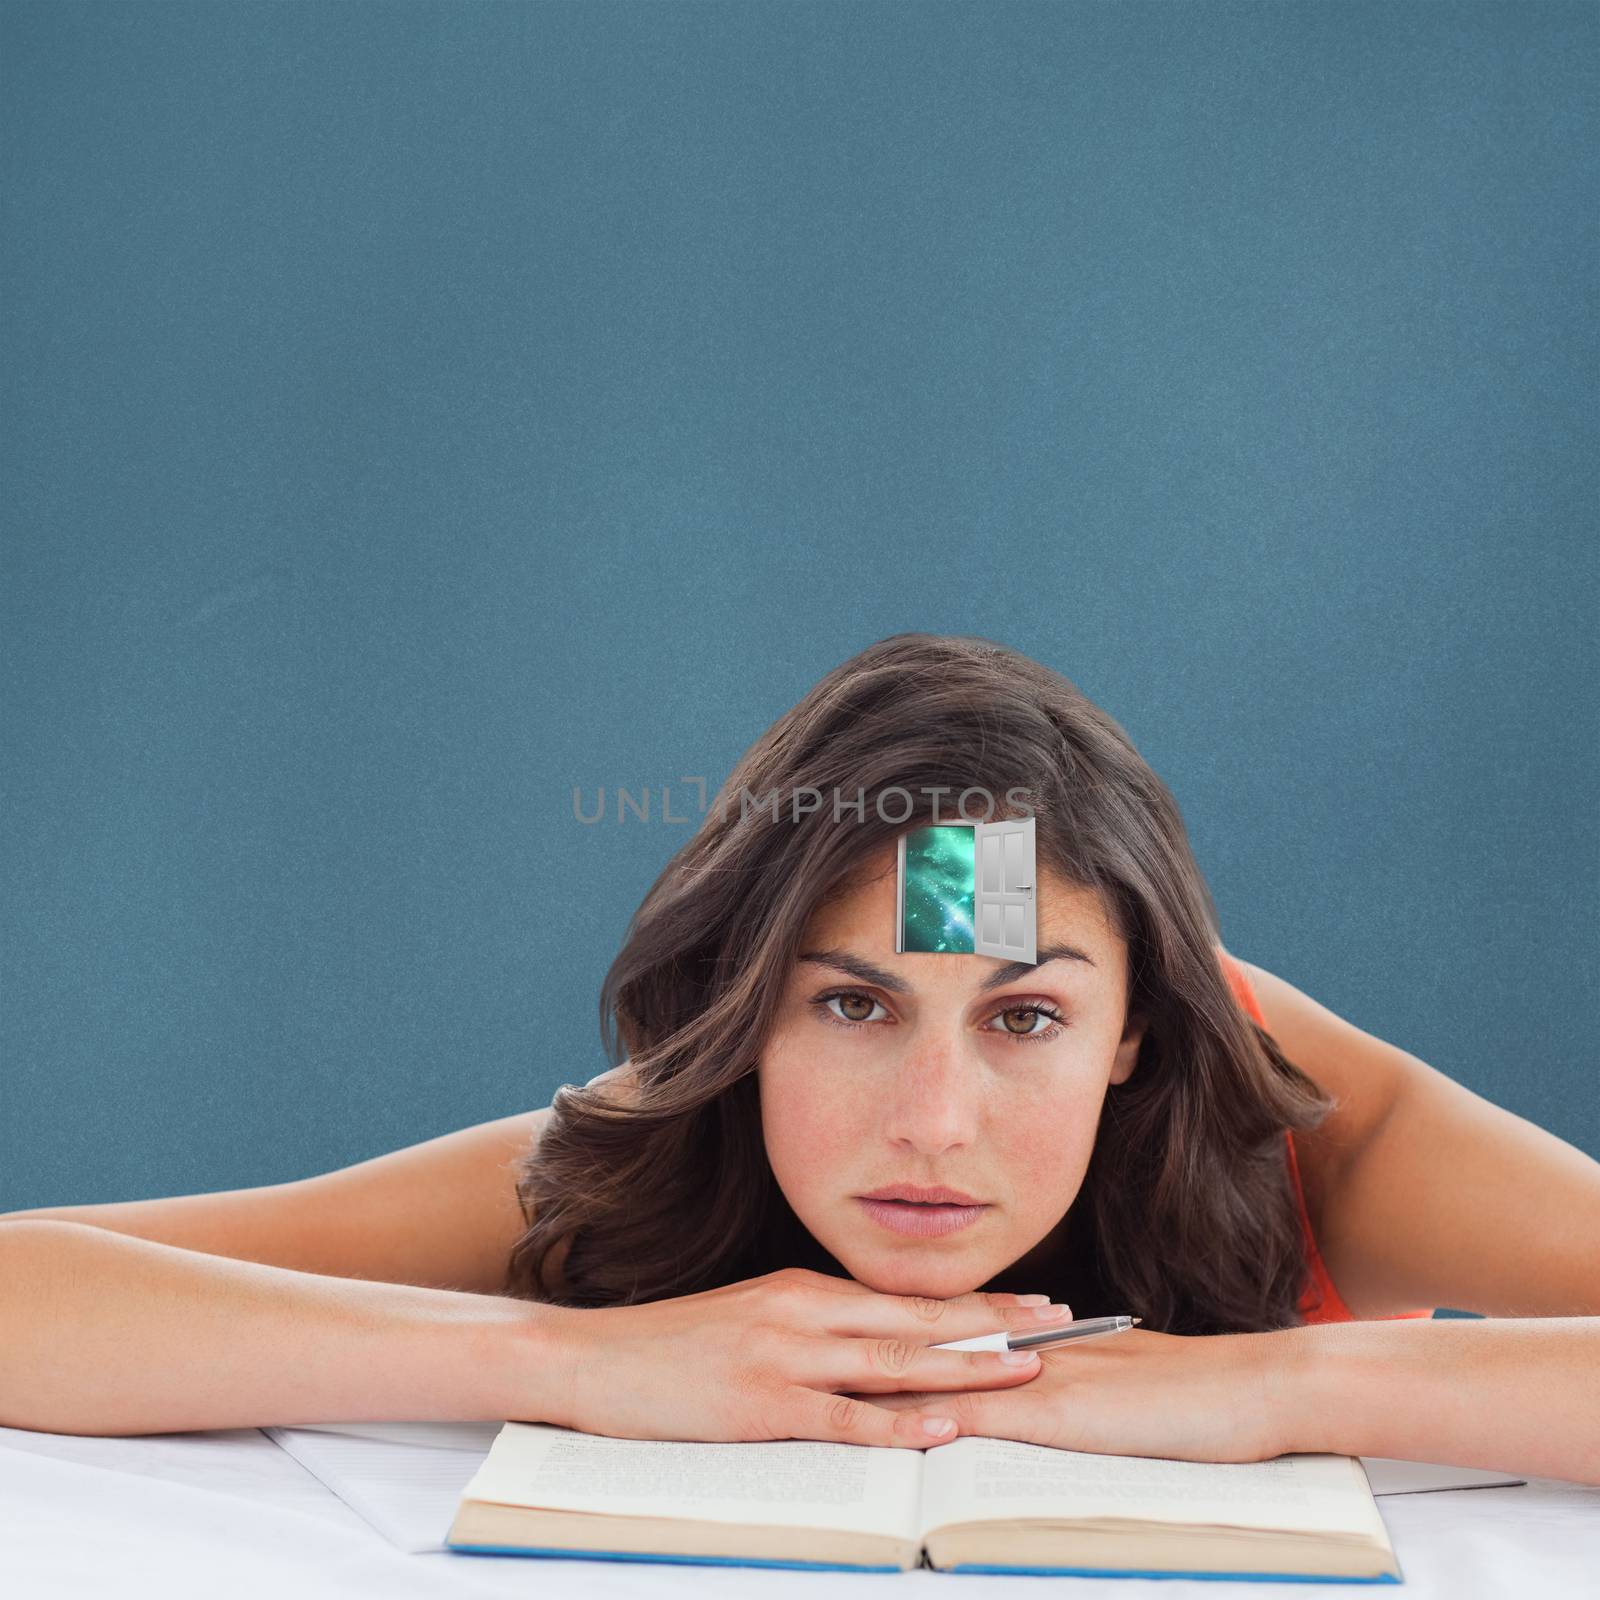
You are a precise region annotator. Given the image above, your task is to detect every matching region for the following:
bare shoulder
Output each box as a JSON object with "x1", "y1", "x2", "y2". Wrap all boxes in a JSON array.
[
  {"x1": 1225, "y1": 953, "x2": 1426, "y2": 1202},
  {"x1": 1229, "y1": 955, "x2": 1600, "y2": 1319}
]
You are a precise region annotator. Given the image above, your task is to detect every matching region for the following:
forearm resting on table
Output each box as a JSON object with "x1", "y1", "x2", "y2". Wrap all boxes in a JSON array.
[
  {"x1": 1277, "y1": 1315, "x2": 1600, "y2": 1484},
  {"x1": 0, "y1": 1219, "x2": 567, "y2": 1437}
]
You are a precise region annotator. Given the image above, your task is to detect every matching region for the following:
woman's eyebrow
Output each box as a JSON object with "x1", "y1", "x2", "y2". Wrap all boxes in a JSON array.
[
  {"x1": 978, "y1": 944, "x2": 1097, "y2": 990},
  {"x1": 798, "y1": 943, "x2": 1095, "y2": 997},
  {"x1": 799, "y1": 949, "x2": 911, "y2": 993}
]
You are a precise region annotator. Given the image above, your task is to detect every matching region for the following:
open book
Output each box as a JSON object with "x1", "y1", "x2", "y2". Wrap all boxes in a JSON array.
[{"x1": 444, "y1": 1422, "x2": 1402, "y2": 1581}]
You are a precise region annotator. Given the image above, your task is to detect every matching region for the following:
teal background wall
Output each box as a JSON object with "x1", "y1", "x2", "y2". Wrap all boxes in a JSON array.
[{"x1": 3, "y1": 0, "x2": 1595, "y2": 1214}]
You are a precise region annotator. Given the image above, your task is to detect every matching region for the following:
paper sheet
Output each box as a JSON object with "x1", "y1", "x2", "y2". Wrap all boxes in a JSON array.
[
  {"x1": 1361, "y1": 1457, "x2": 1525, "y2": 1496},
  {"x1": 277, "y1": 1420, "x2": 501, "y2": 1454},
  {"x1": 263, "y1": 1425, "x2": 489, "y2": 1552}
]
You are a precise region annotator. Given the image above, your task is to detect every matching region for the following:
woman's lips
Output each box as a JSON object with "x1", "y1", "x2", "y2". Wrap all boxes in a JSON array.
[{"x1": 855, "y1": 1196, "x2": 989, "y2": 1238}]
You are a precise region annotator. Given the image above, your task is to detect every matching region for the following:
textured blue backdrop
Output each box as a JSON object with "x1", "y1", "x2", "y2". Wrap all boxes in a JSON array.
[{"x1": 3, "y1": 0, "x2": 1595, "y2": 1212}]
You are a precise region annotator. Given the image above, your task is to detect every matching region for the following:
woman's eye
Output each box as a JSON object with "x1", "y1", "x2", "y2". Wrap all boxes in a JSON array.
[
  {"x1": 820, "y1": 991, "x2": 888, "y2": 1026},
  {"x1": 812, "y1": 992, "x2": 1065, "y2": 1041},
  {"x1": 984, "y1": 1004, "x2": 1065, "y2": 1041}
]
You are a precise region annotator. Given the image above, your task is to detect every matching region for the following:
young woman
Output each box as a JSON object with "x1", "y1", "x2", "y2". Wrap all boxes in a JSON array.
[{"x1": 4, "y1": 634, "x2": 1597, "y2": 1483}]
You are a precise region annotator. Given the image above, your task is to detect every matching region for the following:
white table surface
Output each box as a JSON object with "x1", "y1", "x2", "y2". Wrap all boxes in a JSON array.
[{"x1": 2, "y1": 1422, "x2": 1596, "y2": 1600}]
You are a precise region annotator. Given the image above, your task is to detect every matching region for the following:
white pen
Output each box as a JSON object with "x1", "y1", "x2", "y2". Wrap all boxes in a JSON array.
[{"x1": 931, "y1": 1314, "x2": 1140, "y2": 1353}]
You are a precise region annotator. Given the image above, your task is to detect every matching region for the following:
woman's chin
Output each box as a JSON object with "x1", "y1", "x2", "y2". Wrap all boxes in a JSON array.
[{"x1": 834, "y1": 1250, "x2": 993, "y2": 1301}]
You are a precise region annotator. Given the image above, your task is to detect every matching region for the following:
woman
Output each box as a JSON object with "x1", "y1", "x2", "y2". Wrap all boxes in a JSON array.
[{"x1": 3, "y1": 633, "x2": 1597, "y2": 1479}]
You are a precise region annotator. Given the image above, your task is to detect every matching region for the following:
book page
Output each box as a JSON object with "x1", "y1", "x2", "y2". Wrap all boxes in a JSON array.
[
  {"x1": 918, "y1": 1438, "x2": 1386, "y2": 1540},
  {"x1": 459, "y1": 1422, "x2": 925, "y2": 1543}
]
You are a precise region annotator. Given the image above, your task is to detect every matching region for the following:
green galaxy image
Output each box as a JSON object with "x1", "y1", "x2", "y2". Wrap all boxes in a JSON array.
[{"x1": 901, "y1": 825, "x2": 976, "y2": 953}]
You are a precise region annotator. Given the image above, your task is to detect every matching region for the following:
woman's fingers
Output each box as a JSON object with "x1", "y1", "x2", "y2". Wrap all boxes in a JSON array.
[
  {"x1": 780, "y1": 1269, "x2": 1072, "y2": 1343},
  {"x1": 791, "y1": 1333, "x2": 1043, "y2": 1393},
  {"x1": 782, "y1": 1384, "x2": 963, "y2": 1449},
  {"x1": 863, "y1": 1388, "x2": 929, "y2": 1411}
]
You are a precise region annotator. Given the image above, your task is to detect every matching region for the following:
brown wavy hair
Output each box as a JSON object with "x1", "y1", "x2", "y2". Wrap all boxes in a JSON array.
[{"x1": 505, "y1": 633, "x2": 1331, "y2": 1334}]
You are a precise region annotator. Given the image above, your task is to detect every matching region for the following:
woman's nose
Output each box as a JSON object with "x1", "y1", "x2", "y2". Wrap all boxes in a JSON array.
[{"x1": 881, "y1": 1039, "x2": 980, "y2": 1154}]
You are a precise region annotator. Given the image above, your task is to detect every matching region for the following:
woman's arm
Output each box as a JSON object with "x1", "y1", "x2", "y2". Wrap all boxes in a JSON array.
[
  {"x1": 0, "y1": 1218, "x2": 568, "y2": 1436},
  {"x1": 872, "y1": 1318, "x2": 1600, "y2": 1483},
  {"x1": 0, "y1": 1107, "x2": 552, "y2": 1296},
  {"x1": 1281, "y1": 1314, "x2": 1600, "y2": 1479},
  {"x1": 0, "y1": 1223, "x2": 1076, "y2": 1447},
  {"x1": 0, "y1": 1077, "x2": 647, "y2": 1298}
]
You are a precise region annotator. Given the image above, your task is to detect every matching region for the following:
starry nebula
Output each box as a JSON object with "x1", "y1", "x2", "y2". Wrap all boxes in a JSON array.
[{"x1": 900, "y1": 825, "x2": 976, "y2": 953}]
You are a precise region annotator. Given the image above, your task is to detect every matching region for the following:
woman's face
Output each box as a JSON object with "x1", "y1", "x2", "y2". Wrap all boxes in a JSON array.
[{"x1": 757, "y1": 843, "x2": 1146, "y2": 1299}]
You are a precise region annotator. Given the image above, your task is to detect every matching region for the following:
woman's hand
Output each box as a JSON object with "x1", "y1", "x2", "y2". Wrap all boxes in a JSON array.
[
  {"x1": 866, "y1": 1328, "x2": 1290, "y2": 1462},
  {"x1": 527, "y1": 1266, "x2": 1072, "y2": 1448}
]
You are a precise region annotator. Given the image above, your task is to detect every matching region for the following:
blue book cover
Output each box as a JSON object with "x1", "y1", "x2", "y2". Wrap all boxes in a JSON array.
[{"x1": 445, "y1": 1542, "x2": 1402, "y2": 1582}]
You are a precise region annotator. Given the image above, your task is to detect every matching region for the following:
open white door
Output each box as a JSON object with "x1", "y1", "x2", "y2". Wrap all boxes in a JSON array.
[{"x1": 972, "y1": 816, "x2": 1036, "y2": 963}]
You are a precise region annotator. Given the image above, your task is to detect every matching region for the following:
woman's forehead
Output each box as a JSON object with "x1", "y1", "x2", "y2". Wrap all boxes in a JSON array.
[{"x1": 801, "y1": 854, "x2": 1119, "y2": 958}]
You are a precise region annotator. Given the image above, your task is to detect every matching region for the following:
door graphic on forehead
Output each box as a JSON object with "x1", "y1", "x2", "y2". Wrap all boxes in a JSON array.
[
  {"x1": 973, "y1": 816, "x2": 1036, "y2": 963},
  {"x1": 895, "y1": 818, "x2": 1036, "y2": 964}
]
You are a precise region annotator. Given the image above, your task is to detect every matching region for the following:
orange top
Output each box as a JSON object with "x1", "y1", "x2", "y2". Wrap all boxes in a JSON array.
[{"x1": 1215, "y1": 946, "x2": 1430, "y2": 1324}]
